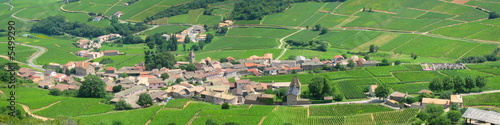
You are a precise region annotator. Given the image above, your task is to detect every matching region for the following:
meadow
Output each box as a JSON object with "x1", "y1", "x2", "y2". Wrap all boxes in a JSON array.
[
  {"x1": 393, "y1": 71, "x2": 444, "y2": 83},
  {"x1": 393, "y1": 35, "x2": 479, "y2": 59},
  {"x1": 202, "y1": 37, "x2": 278, "y2": 51},
  {"x1": 164, "y1": 99, "x2": 189, "y2": 109},
  {"x1": 33, "y1": 98, "x2": 114, "y2": 117},
  {"x1": 93, "y1": 55, "x2": 145, "y2": 69},
  {"x1": 0, "y1": 43, "x2": 37, "y2": 63},
  {"x1": 0, "y1": 87, "x2": 67, "y2": 109},
  {"x1": 365, "y1": 65, "x2": 410, "y2": 77},
  {"x1": 431, "y1": 21, "x2": 492, "y2": 38},
  {"x1": 226, "y1": 28, "x2": 298, "y2": 38},
  {"x1": 150, "y1": 102, "x2": 220, "y2": 125},
  {"x1": 309, "y1": 104, "x2": 393, "y2": 116},
  {"x1": 142, "y1": 25, "x2": 189, "y2": 36},
  {"x1": 261, "y1": 2, "x2": 327, "y2": 27}
]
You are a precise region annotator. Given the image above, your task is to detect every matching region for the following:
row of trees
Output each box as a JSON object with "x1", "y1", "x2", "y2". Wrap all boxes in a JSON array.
[
  {"x1": 428, "y1": 75, "x2": 486, "y2": 93},
  {"x1": 457, "y1": 48, "x2": 499, "y2": 63},
  {"x1": 414, "y1": 104, "x2": 464, "y2": 124},
  {"x1": 145, "y1": 33, "x2": 178, "y2": 51},
  {"x1": 312, "y1": 24, "x2": 327, "y2": 35},
  {"x1": 301, "y1": 76, "x2": 341, "y2": 100},
  {"x1": 145, "y1": 0, "x2": 225, "y2": 22},
  {"x1": 285, "y1": 40, "x2": 329, "y2": 52},
  {"x1": 31, "y1": 16, "x2": 147, "y2": 37},
  {"x1": 231, "y1": 0, "x2": 346, "y2": 20}
]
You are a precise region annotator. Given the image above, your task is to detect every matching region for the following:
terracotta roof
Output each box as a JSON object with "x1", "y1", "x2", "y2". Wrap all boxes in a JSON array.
[
  {"x1": 105, "y1": 85, "x2": 114, "y2": 92},
  {"x1": 236, "y1": 79, "x2": 252, "y2": 84},
  {"x1": 106, "y1": 67, "x2": 115, "y2": 71},
  {"x1": 54, "y1": 74, "x2": 66, "y2": 79},
  {"x1": 63, "y1": 61, "x2": 75, "y2": 66},
  {"x1": 75, "y1": 62, "x2": 92, "y2": 69},
  {"x1": 334, "y1": 55, "x2": 344, "y2": 59},
  {"x1": 450, "y1": 95, "x2": 463, "y2": 103},
  {"x1": 283, "y1": 67, "x2": 302, "y2": 70},
  {"x1": 418, "y1": 89, "x2": 433, "y2": 94},
  {"x1": 104, "y1": 50, "x2": 118, "y2": 53},
  {"x1": 54, "y1": 84, "x2": 80, "y2": 91}
]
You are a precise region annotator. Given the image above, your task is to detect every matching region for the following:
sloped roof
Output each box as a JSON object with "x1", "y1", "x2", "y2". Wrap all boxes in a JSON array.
[
  {"x1": 422, "y1": 98, "x2": 450, "y2": 105},
  {"x1": 462, "y1": 108, "x2": 500, "y2": 124},
  {"x1": 450, "y1": 95, "x2": 463, "y2": 103}
]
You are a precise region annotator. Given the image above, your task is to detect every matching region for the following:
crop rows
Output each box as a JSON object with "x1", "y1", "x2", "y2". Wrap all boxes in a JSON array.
[
  {"x1": 309, "y1": 104, "x2": 393, "y2": 116},
  {"x1": 338, "y1": 83, "x2": 366, "y2": 99},
  {"x1": 373, "y1": 108, "x2": 419, "y2": 124},
  {"x1": 165, "y1": 99, "x2": 189, "y2": 109},
  {"x1": 365, "y1": 65, "x2": 410, "y2": 77},
  {"x1": 393, "y1": 71, "x2": 443, "y2": 83}
]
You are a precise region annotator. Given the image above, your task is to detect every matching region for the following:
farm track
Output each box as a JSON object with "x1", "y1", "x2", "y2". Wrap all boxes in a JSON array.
[
  {"x1": 0, "y1": 42, "x2": 45, "y2": 71},
  {"x1": 32, "y1": 101, "x2": 61, "y2": 112},
  {"x1": 275, "y1": 28, "x2": 305, "y2": 60},
  {"x1": 145, "y1": 104, "x2": 166, "y2": 125},
  {"x1": 18, "y1": 103, "x2": 54, "y2": 121},
  {"x1": 186, "y1": 110, "x2": 201, "y2": 125},
  {"x1": 103, "y1": 0, "x2": 121, "y2": 15},
  {"x1": 457, "y1": 43, "x2": 482, "y2": 59}
]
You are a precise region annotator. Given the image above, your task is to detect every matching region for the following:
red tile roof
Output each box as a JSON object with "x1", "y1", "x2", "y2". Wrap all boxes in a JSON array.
[{"x1": 105, "y1": 67, "x2": 115, "y2": 71}]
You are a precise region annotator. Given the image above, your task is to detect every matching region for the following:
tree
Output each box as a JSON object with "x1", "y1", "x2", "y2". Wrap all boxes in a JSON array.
[
  {"x1": 205, "y1": 33, "x2": 214, "y2": 43},
  {"x1": 394, "y1": 60, "x2": 401, "y2": 65},
  {"x1": 175, "y1": 78, "x2": 183, "y2": 84},
  {"x1": 122, "y1": 72, "x2": 128, "y2": 78},
  {"x1": 314, "y1": 24, "x2": 321, "y2": 31},
  {"x1": 288, "y1": 55, "x2": 296, "y2": 60},
  {"x1": 198, "y1": 41, "x2": 205, "y2": 50},
  {"x1": 115, "y1": 100, "x2": 132, "y2": 110},
  {"x1": 49, "y1": 88, "x2": 61, "y2": 96},
  {"x1": 342, "y1": 54, "x2": 348, "y2": 59},
  {"x1": 186, "y1": 63, "x2": 197, "y2": 71},
  {"x1": 308, "y1": 76, "x2": 332, "y2": 99},
  {"x1": 378, "y1": 58, "x2": 391, "y2": 66},
  {"x1": 369, "y1": 44, "x2": 376, "y2": 53},
  {"x1": 464, "y1": 75, "x2": 475, "y2": 92},
  {"x1": 428, "y1": 115, "x2": 450, "y2": 125},
  {"x1": 347, "y1": 60, "x2": 356, "y2": 68},
  {"x1": 137, "y1": 93, "x2": 153, "y2": 107},
  {"x1": 429, "y1": 78, "x2": 443, "y2": 92},
  {"x1": 112, "y1": 120, "x2": 124, "y2": 125},
  {"x1": 112, "y1": 85, "x2": 122, "y2": 93},
  {"x1": 221, "y1": 103, "x2": 229, "y2": 109},
  {"x1": 78, "y1": 75, "x2": 107, "y2": 98},
  {"x1": 191, "y1": 44, "x2": 200, "y2": 51},
  {"x1": 447, "y1": 110, "x2": 461, "y2": 123},
  {"x1": 424, "y1": 104, "x2": 444, "y2": 118},
  {"x1": 439, "y1": 91, "x2": 452, "y2": 99},
  {"x1": 364, "y1": 56, "x2": 370, "y2": 61},
  {"x1": 65, "y1": 68, "x2": 70, "y2": 76},
  {"x1": 100, "y1": 58, "x2": 114, "y2": 64},
  {"x1": 184, "y1": 35, "x2": 191, "y2": 44},
  {"x1": 161, "y1": 73, "x2": 170, "y2": 80},
  {"x1": 417, "y1": 111, "x2": 430, "y2": 121},
  {"x1": 319, "y1": 27, "x2": 327, "y2": 35},
  {"x1": 375, "y1": 83, "x2": 390, "y2": 99},
  {"x1": 453, "y1": 75, "x2": 465, "y2": 93},
  {"x1": 206, "y1": 119, "x2": 219, "y2": 125},
  {"x1": 442, "y1": 77, "x2": 454, "y2": 90},
  {"x1": 291, "y1": 69, "x2": 297, "y2": 74},
  {"x1": 476, "y1": 75, "x2": 486, "y2": 91}
]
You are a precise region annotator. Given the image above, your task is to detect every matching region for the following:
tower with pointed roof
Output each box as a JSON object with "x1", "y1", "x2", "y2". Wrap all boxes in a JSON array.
[
  {"x1": 287, "y1": 77, "x2": 302, "y2": 105},
  {"x1": 189, "y1": 51, "x2": 195, "y2": 64}
]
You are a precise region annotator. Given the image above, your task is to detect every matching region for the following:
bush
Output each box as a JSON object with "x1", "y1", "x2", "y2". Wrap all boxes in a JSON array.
[
  {"x1": 49, "y1": 89, "x2": 61, "y2": 96},
  {"x1": 221, "y1": 103, "x2": 229, "y2": 109},
  {"x1": 115, "y1": 100, "x2": 132, "y2": 110}
]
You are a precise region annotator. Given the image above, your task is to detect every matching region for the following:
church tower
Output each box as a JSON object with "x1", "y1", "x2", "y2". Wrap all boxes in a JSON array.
[{"x1": 189, "y1": 51, "x2": 195, "y2": 64}]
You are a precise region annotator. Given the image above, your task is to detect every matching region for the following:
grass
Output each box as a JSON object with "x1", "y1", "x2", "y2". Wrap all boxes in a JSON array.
[
  {"x1": 158, "y1": 0, "x2": 193, "y2": 6},
  {"x1": 119, "y1": 0, "x2": 164, "y2": 20},
  {"x1": 393, "y1": 71, "x2": 444, "y2": 83},
  {"x1": 439, "y1": 69, "x2": 494, "y2": 78},
  {"x1": 417, "y1": 12, "x2": 455, "y2": 19},
  {"x1": 142, "y1": 25, "x2": 189, "y2": 35},
  {"x1": 365, "y1": 65, "x2": 410, "y2": 77},
  {"x1": 76, "y1": 105, "x2": 162, "y2": 125},
  {"x1": 377, "y1": 77, "x2": 401, "y2": 84},
  {"x1": 393, "y1": 35, "x2": 479, "y2": 59},
  {"x1": 389, "y1": 83, "x2": 430, "y2": 94},
  {"x1": 226, "y1": 28, "x2": 297, "y2": 38},
  {"x1": 378, "y1": 34, "x2": 419, "y2": 51},
  {"x1": 417, "y1": 20, "x2": 463, "y2": 32},
  {"x1": 314, "y1": 14, "x2": 350, "y2": 28},
  {"x1": 163, "y1": 9, "x2": 221, "y2": 25},
  {"x1": 467, "y1": 26, "x2": 500, "y2": 41},
  {"x1": 0, "y1": 87, "x2": 67, "y2": 109},
  {"x1": 99, "y1": 43, "x2": 150, "y2": 54},
  {"x1": 352, "y1": 33, "x2": 400, "y2": 51},
  {"x1": 338, "y1": 80, "x2": 367, "y2": 99},
  {"x1": 150, "y1": 102, "x2": 220, "y2": 125},
  {"x1": 164, "y1": 99, "x2": 189, "y2": 109},
  {"x1": 261, "y1": 3, "x2": 326, "y2": 27},
  {"x1": 317, "y1": 30, "x2": 384, "y2": 50},
  {"x1": 0, "y1": 43, "x2": 37, "y2": 63},
  {"x1": 373, "y1": 108, "x2": 420, "y2": 124},
  {"x1": 15, "y1": 3, "x2": 64, "y2": 20},
  {"x1": 33, "y1": 98, "x2": 114, "y2": 117},
  {"x1": 64, "y1": 1, "x2": 112, "y2": 14},
  {"x1": 309, "y1": 104, "x2": 393, "y2": 116},
  {"x1": 333, "y1": 0, "x2": 373, "y2": 15},
  {"x1": 431, "y1": 21, "x2": 492, "y2": 38},
  {"x1": 401, "y1": 0, "x2": 487, "y2": 21},
  {"x1": 202, "y1": 36, "x2": 278, "y2": 51},
  {"x1": 463, "y1": 92, "x2": 500, "y2": 107},
  {"x1": 92, "y1": 55, "x2": 145, "y2": 69},
  {"x1": 285, "y1": 30, "x2": 321, "y2": 42}
]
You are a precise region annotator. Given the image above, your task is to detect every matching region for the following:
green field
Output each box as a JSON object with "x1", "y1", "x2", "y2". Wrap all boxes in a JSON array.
[
  {"x1": 142, "y1": 25, "x2": 189, "y2": 35},
  {"x1": 393, "y1": 71, "x2": 444, "y2": 83},
  {"x1": 439, "y1": 69, "x2": 494, "y2": 78},
  {"x1": 309, "y1": 104, "x2": 393, "y2": 116},
  {"x1": 378, "y1": 77, "x2": 401, "y2": 84},
  {"x1": 77, "y1": 105, "x2": 162, "y2": 125},
  {"x1": 163, "y1": 9, "x2": 221, "y2": 25},
  {"x1": 389, "y1": 83, "x2": 429, "y2": 94},
  {"x1": 226, "y1": 28, "x2": 297, "y2": 38},
  {"x1": 0, "y1": 87, "x2": 67, "y2": 109},
  {"x1": 463, "y1": 92, "x2": 500, "y2": 107},
  {"x1": 33, "y1": 98, "x2": 114, "y2": 117},
  {"x1": 365, "y1": 65, "x2": 410, "y2": 77},
  {"x1": 93, "y1": 55, "x2": 145, "y2": 69},
  {"x1": 202, "y1": 37, "x2": 278, "y2": 51},
  {"x1": 316, "y1": 30, "x2": 384, "y2": 50},
  {"x1": 164, "y1": 99, "x2": 189, "y2": 109},
  {"x1": 393, "y1": 35, "x2": 479, "y2": 59},
  {"x1": 262, "y1": 2, "x2": 326, "y2": 26},
  {"x1": 431, "y1": 21, "x2": 492, "y2": 38},
  {"x1": 417, "y1": 20, "x2": 463, "y2": 32},
  {"x1": 0, "y1": 43, "x2": 37, "y2": 63}
]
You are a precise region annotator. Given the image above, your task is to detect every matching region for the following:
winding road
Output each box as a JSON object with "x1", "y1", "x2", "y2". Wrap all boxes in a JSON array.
[
  {"x1": 275, "y1": 28, "x2": 305, "y2": 60},
  {"x1": 0, "y1": 42, "x2": 45, "y2": 71}
]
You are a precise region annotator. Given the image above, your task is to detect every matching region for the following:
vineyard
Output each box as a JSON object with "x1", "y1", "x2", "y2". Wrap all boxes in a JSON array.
[
  {"x1": 373, "y1": 108, "x2": 420, "y2": 124},
  {"x1": 463, "y1": 92, "x2": 500, "y2": 107},
  {"x1": 164, "y1": 99, "x2": 190, "y2": 109},
  {"x1": 309, "y1": 104, "x2": 393, "y2": 116}
]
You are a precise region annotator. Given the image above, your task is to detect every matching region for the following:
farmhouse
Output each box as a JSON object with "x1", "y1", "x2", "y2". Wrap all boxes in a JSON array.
[
  {"x1": 388, "y1": 91, "x2": 411, "y2": 102},
  {"x1": 450, "y1": 94, "x2": 463, "y2": 108},
  {"x1": 113, "y1": 11, "x2": 123, "y2": 18},
  {"x1": 421, "y1": 98, "x2": 451, "y2": 108},
  {"x1": 201, "y1": 91, "x2": 240, "y2": 105},
  {"x1": 97, "y1": 34, "x2": 122, "y2": 43},
  {"x1": 103, "y1": 50, "x2": 120, "y2": 56},
  {"x1": 75, "y1": 62, "x2": 95, "y2": 76},
  {"x1": 114, "y1": 85, "x2": 147, "y2": 98}
]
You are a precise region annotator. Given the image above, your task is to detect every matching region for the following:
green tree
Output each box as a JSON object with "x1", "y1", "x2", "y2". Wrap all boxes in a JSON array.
[
  {"x1": 369, "y1": 44, "x2": 376, "y2": 53},
  {"x1": 291, "y1": 69, "x2": 297, "y2": 74},
  {"x1": 221, "y1": 103, "x2": 229, "y2": 109},
  {"x1": 112, "y1": 85, "x2": 122, "y2": 93},
  {"x1": 475, "y1": 75, "x2": 486, "y2": 91},
  {"x1": 314, "y1": 24, "x2": 321, "y2": 31},
  {"x1": 191, "y1": 44, "x2": 200, "y2": 51},
  {"x1": 184, "y1": 35, "x2": 191, "y2": 44},
  {"x1": 342, "y1": 54, "x2": 348, "y2": 59},
  {"x1": 115, "y1": 100, "x2": 132, "y2": 110},
  {"x1": 112, "y1": 120, "x2": 124, "y2": 125},
  {"x1": 206, "y1": 119, "x2": 219, "y2": 125},
  {"x1": 78, "y1": 75, "x2": 107, "y2": 98},
  {"x1": 394, "y1": 60, "x2": 401, "y2": 65},
  {"x1": 176, "y1": 78, "x2": 183, "y2": 84},
  {"x1": 161, "y1": 73, "x2": 170, "y2": 80},
  {"x1": 186, "y1": 63, "x2": 197, "y2": 71},
  {"x1": 49, "y1": 88, "x2": 61, "y2": 96},
  {"x1": 308, "y1": 76, "x2": 329, "y2": 99},
  {"x1": 429, "y1": 115, "x2": 451, "y2": 125},
  {"x1": 447, "y1": 110, "x2": 461, "y2": 123},
  {"x1": 65, "y1": 68, "x2": 70, "y2": 76},
  {"x1": 378, "y1": 58, "x2": 391, "y2": 66},
  {"x1": 122, "y1": 72, "x2": 128, "y2": 78},
  {"x1": 363, "y1": 56, "x2": 370, "y2": 61},
  {"x1": 417, "y1": 111, "x2": 430, "y2": 121},
  {"x1": 205, "y1": 33, "x2": 214, "y2": 43},
  {"x1": 453, "y1": 75, "x2": 465, "y2": 93},
  {"x1": 442, "y1": 77, "x2": 454, "y2": 90},
  {"x1": 429, "y1": 78, "x2": 444, "y2": 92},
  {"x1": 288, "y1": 55, "x2": 296, "y2": 60},
  {"x1": 347, "y1": 60, "x2": 356, "y2": 68},
  {"x1": 439, "y1": 91, "x2": 452, "y2": 99},
  {"x1": 137, "y1": 93, "x2": 153, "y2": 107},
  {"x1": 375, "y1": 83, "x2": 390, "y2": 99},
  {"x1": 425, "y1": 104, "x2": 444, "y2": 118},
  {"x1": 464, "y1": 75, "x2": 475, "y2": 92},
  {"x1": 319, "y1": 27, "x2": 327, "y2": 35}
]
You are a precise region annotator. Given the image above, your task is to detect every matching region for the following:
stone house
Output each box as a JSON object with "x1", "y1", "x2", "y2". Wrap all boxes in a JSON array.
[{"x1": 75, "y1": 62, "x2": 95, "y2": 76}]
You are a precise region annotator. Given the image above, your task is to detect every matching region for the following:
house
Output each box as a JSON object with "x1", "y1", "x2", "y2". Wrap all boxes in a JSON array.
[
  {"x1": 333, "y1": 55, "x2": 344, "y2": 63},
  {"x1": 235, "y1": 79, "x2": 254, "y2": 89},
  {"x1": 218, "y1": 20, "x2": 234, "y2": 28},
  {"x1": 286, "y1": 77, "x2": 311, "y2": 105},
  {"x1": 113, "y1": 11, "x2": 123, "y2": 18},
  {"x1": 421, "y1": 98, "x2": 451, "y2": 108},
  {"x1": 167, "y1": 84, "x2": 192, "y2": 98},
  {"x1": 53, "y1": 84, "x2": 80, "y2": 91},
  {"x1": 105, "y1": 85, "x2": 114, "y2": 93},
  {"x1": 54, "y1": 74, "x2": 67, "y2": 82},
  {"x1": 176, "y1": 34, "x2": 185, "y2": 43},
  {"x1": 103, "y1": 50, "x2": 120, "y2": 56},
  {"x1": 18, "y1": 67, "x2": 35, "y2": 78},
  {"x1": 161, "y1": 34, "x2": 171, "y2": 40},
  {"x1": 105, "y1": 67, "x2": 115, "y2": 73},
  {"x1": 48, "y1": 63, "x2": 61, "y2": 69},
  {"x1": 369, "y1": 85, "x2": 378, "y2": 97},
  {"x1": 264, "y1": 67, "x2": 278, "y2": 75},
  {"x1": 300, "y1": 61, "x2": 323, "y2": 70},
  {"x1": 271, "y1": 60, "x2": 297, "y2": 67},
  {"x1": 150, "y1": 91, "x2": 168, "y2": 103},
  {"x1": 94, "y1": 16, "x2": 103, "y2": 21},
  {"x1": 97, "y1": 34, "x2": 122, "y2": 43},
  {"x1": 201, "y1": 91, "x2": 240, "y2": 105},
  {"x1": 84, "y1": 52, "x2": 103, "y2": 59},
  {"x1": 63, "y1": 61, "x2": 76, "y2": 70},
  {"x1": 450, "y1": 94, "x2": 463, "y2": 108},
  {"x1": 197, "y1": 34, "x2": 206, "y2": 41},
  {"x1": 44, "y1": 69, "x2": 57, "y2": 77},
  {"x1": 247, "y1": 68, "x2": 262, "y2": 76},
  {"x1": 114, "y1": 85, "x2": 147, "y2": 98},
  {"x1": 462, "y1": 108, "x2": 500, "y2": 124},
  {"x1": 389, "y1": 91, "x2": 411, "y2": 102},
  {"x1": 75, "y1": 62, "x2": 95, "y2": 76},
  {"x1": 148, "y1": 78, "x2": 166, "y2": 89}
]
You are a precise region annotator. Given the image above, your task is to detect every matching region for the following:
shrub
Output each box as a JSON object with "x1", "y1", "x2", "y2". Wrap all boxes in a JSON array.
[{"x1": 221, "y1": 103, "x2": 229, "y2": 109}]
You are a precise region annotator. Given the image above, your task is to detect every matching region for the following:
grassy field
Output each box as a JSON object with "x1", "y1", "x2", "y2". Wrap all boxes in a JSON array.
[
  {"x1": 142, "y1": 25, "x2": 189, "y2": 35},
  {"x1": 0, "y1": 87, "x2": 67, "y2": 109},
  {"x1": 202, "y1": 36, "x2": 278, "y2": 51},
  {"x1": 401, "y1": 0, "x2": 487, "y2": 21},
  {"x1": 393, "y1": 71, "x2": 444, "y2": 83},
  {"x1": 92, "y1": 55, "x2": 145, "y2": 69},
  {"x1": 417, "y1": 20, "x2": 463, "y2": 32},
  {"x1": 463, "y1": 92, "x2": 500, "y2": 107},
  {"x1": 99, "y1": 44, "x2": 150, "y2": 54},
  {"x1": 365, "y1": 65, "x2": 410, "y2": 77},
  {"x1": 439, "y1": 69, "x2": 494, "y2": 78},
  {"x1": 0, "y1": 43, "x2": 37, "y2": 63},
  {"x1": 316, "y1": 30, "x2": 384, "y2": 50},
  {"x1": 261, "y1": 2, "x2": 326, "y2": 26},
  {"x1": 309, "y1": 104, "x2": 393, "y2": 116},
  {"x1": 33, "y1": 98, "x2": 114, "y2": 117},
  {"x1": 76, "y1": 105, "x2": 162, "y2": 125},
  {"x1": 393, "y1": 35, "x2": 479, "y2": 59},
  {"x1": 389, "y1": 83, "x2": 429, "y2": 94},
  {"x1": 159, "y1": 9, "x2": 221, "y2": 25},
  {"x1": 226, "y1": 28, "x2": 297, "y2": 38},
  {"x1": 159, "y1": 0, "x2": 193, "y2": 6},
  {"x1": 431, "y1": 21, "x2": 492, "y2": 38},
  {"x1": 150, "y1": 102, "x2": 220, "y2": 125},
  {"x1": 377, "y1": 77, "x2": 401, "y2": 84},
  {"x1": 164, "y1": 99, "x2": 189, "y2": 109}
]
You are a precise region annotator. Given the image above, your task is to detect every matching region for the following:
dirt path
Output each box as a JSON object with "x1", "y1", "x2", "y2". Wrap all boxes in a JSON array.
[
  {"x1": 145, "y1": 104, "x2": 166, "y2": 125},
  {"x1": 103, "y1": 0, "x2": 121, "y2": 15},
  {"x1": 19, "y1": 103, "x2": 54, "y2": 121},
  {"x1": 0, "y1": 42, "x2": 45, "y2": 71},
  {"x1": 186, "y1": 110, "x2": 201, "y2": 125},
  {"x1": 4, "y1": 2, "x2": 14, "y2": 10},
  {"x1": 275, "y1": 28, "x2": 305, "y2": 60},
  {"x1": 32, "y1": 101, "x2": 61, "y2": 112}
]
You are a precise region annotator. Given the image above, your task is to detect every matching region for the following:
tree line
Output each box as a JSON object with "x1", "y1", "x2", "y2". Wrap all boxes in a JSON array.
[
  {"x1": 31, "y1": 16, "x2": 148, "y2": 38},
  {"x1": 457, "y1": 48, "x2": 499, "y2": 63},
  {"x1": 231, "y1": 0, "x2": 346, "y2": 20},
  {"x1": 285, "y1": 40, "x2": 329, "y2": 52},
  {"x1": 428, "y1": 75, "x2": 486, "y2": 93},
  {"x1": 144, "y1": 51, "x2": 177, "y2": 70},
  {"x1": 144, "y1": 0, "x2": 225, "y2": 23}
]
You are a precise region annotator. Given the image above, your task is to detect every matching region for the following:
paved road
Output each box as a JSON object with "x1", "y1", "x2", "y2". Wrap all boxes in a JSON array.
[
  {"x1": 460, "y1": 90, "x2": 500, "y2": 96},
  {"x1": 275, "y1": 28, "x2": 305, "y2": 60}
]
